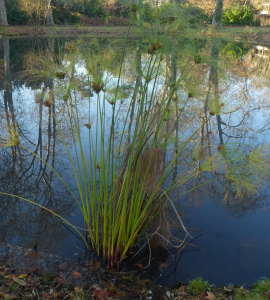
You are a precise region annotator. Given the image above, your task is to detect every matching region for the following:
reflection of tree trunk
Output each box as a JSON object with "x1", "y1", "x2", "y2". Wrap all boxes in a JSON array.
[
  {"x1": 128, "y1": 44, "x2": 142, "y2": 143},
  {"x1": 209, "y1": 41, "x2": 224, "y2": 145},
  {"x1": 45, "y1": 0, "x2": 54, "y2": 25},
  {"x1": 212, "y1": 0, "x2": 223, "y2": 29},
  {"x1": 0, "y1": 0, "x2": 8, "y2": 26},
  {"x1": 3, "y1": 39, "x2": 20, "y2": 172}
]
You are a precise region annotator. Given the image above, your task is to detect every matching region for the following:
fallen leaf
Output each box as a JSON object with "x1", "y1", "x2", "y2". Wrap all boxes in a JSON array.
[
  {"x1": 51, "y1": 292, "x2": 60, "y2": 297},
  {"x1": 2, "y1": 294, "x2": 17, "y2": 299},
  {"x1": 206, "y1": 291, "x2": 215, "y2": 300},
  {"x1": 136, "y1": 263, "x2": 143, "y2": 268},
  {"x1": 42, "y1": 292, "x2": 52, "y2": 299},
  {"x1": 53, "y1": 277, "x2": 63, "y2": 283},
  {"x1": 4, "y1": 275, "x2": 13, "y2": 278},
  {"x1": 18, "y1": 274, "x2": 27, "y2": 279},
  {"x1": 105, "y1": 285, "x2": 116, "y2": 291},
  {"x1": 98, "y1": 290, "x2": 108, "y2": 300},
  {"x1": 121, "y1": 276, "x2": 130, "y2": 280},
  {"x1": 72, "y1": 271, "x2": 82, "y2": 278},
  {"x1": 179, "y1": 286, "x2": 185, "y2": 291},
  {"x1": 139, "y1": 279, "x2": 149, "y2": 284},
  {"x1": 206, "y1": 292, "x2": 216, "y2": 300},
  {"x1": 199, "y1": 292, "x2": 205, "y2": 299},
  {"x1": 116, "y1": 291, "x2": 127, "y2": 298},
  {"x1": 12, "y1": 276, "x2": 27, "y2": 286},
  {"x1": 0, "y1": 271, "x2": 7, "y2": 276},
  {"x1": 93, "y1": 288, "x2": 102, "y2": 297}
]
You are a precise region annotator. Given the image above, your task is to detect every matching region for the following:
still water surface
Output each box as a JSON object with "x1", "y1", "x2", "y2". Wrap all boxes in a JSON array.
[{"x1": 0, "y1": 37, "x2": 270, "y2": 287}]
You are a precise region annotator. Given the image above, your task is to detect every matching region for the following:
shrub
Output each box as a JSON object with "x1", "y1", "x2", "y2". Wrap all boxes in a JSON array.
[
  {"x1": 73, "y1": 0, "x2": 107, "y2": 20},
  {"x1": 222, "y1": 5, "x2": 258, "y2": 25},
  {"x1": 6, "y1": 0, "x2": 30, "y2": 25},
  {"x1": 53, "y1": 9, "x2": 81, "y2": 25},
  {"x1": 180, "y1": 3, "x2": 209, "y2": 25},
  {"x1": 140, "y1": 3, "x2": 208, "y2": 26},
  {"x1": 106, "y1": 0, "x2": 131, "y2": 19}
]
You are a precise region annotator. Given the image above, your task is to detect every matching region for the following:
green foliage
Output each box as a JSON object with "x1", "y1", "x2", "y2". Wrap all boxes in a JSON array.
[
  {"x1": 189, "y1": 277, "x2": 212, "y2": 294},
  {"x1": 180, "y1": 3, "x2": 209, "y2": 25},
  {"x1": 139, "y1": 2, "x2": 208, "y2": 27},
  {"x1": 6, "y1": 0, "x2": 29, "y2": 25},
  {"x1": 53, "y1": 8, "x2": 81, "y2": 25},
  {"x1": 73, "y1": 0, "x2": 107, "y2": 20},
  {"x1": 222, "y1": 5, "x2": 259, "y2": 25},
  {"x1": 235, "y1": 279, "x2": 270, "y2": 299},
  {"x1": 109, "y1": 0, "x2": 131, "y2": 18}
]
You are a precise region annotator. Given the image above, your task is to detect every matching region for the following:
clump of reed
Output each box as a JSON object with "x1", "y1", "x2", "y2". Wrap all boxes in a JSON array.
[{"x1": 1, "y1": 18, "x2": 269, "y2": 268}]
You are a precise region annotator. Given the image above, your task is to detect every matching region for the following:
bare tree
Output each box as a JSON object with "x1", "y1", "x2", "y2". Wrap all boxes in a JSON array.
[
  {"x1": 0, "y1": 0, "x2": 8, "y2": 26},
  {"x1": 45, "y1": 0, "x2": 54, "y2": 25},
  {"x1": 212, "y1": 0, "x2": 223, "y2": 28}
]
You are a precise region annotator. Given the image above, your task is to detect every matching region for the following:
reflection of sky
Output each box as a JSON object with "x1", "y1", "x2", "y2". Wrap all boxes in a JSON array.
[{"x1": 1, "y1": 39, "x2": 270, "y2": 287}]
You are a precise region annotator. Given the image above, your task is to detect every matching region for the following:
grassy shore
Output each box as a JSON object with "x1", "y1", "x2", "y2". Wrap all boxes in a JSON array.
[
  {"x1": 0, "y1": 25, "x2": 133, "y2": 39},
  {"x1": 1, "y1": 25, "x2": 270, "y2": 45}
]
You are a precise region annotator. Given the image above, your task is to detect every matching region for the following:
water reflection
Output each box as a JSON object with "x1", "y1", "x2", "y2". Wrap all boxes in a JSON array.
[{"x1": 0, "y1": 36, "x2": 270, "y2": 285}]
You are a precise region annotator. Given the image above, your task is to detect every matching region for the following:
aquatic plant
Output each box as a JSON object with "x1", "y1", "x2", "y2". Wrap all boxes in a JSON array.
[{"x1": 0, "y1": 21, "x2": 269, "y2": 269}]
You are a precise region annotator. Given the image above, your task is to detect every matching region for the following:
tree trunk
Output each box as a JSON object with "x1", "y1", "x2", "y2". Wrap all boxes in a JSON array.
[
  {"x1": 45, "y1": 0, "x2": 54, "y2": 25},
  {"x1": 212, "y1": 0, "x2": 223, "y2": 28},
  {"x1": 0, "y1": 0, "x2": 8, "y2": 26}
]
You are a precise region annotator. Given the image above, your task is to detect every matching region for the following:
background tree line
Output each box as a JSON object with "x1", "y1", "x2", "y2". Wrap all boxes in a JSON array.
[{"x1": 0, "y1": 0, "x2": 264, "y2": 28}]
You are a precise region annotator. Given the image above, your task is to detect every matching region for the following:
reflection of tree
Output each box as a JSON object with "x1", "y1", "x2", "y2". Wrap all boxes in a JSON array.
[
  {"x1": 0, "y1": 39, "x2": 76, "y2": 253},
  {"x1": 172, "y1": 39, "x2": 269, "y2": 219}
]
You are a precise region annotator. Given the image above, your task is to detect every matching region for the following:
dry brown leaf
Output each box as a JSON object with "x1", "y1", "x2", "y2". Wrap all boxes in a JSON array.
[
  {"x1": 116, "y1": 291, "x2": 127, "y2": 298},
  {"x1": 98, "y1": 290, "x2": 108, "y2": 300},
  {"x1": 199, "y1": 291, "x2": 205, "y2": 299},
  {"x1": 93, "y1": 288, "x2": 102, "y2": 297},
  {"x1": 51, "y1": 292, "x2": 60, "y2": 297},
  {"x1": 136, "y1": 263, "x2": 143, "y2": 268},
  {"x1": 42, "y1": 292, "x2": 52, "y2": 299},
  {"x1": 72, "y1": 270, "x2": 82, "y2": 278},
  {"x1": 3, "y1": 294, "x2": 17, "y2": 299},
  {"x1": 206, "y1": 291, "x2": 215, "y2": 300},
  {"x1": 0, "y1": 271, "x2": 7, "y2": 276},
  {"x1": 179, "y1": 286, "x2": 185, "y2": 291},
  {"x1": 12, "y1": 276, "x2": 27, "y2": 286}
]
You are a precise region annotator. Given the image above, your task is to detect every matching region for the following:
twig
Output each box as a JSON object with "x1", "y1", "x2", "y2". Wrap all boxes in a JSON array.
[{"x1": 163, "y1": 189, "x2": 193, "y2": 238}]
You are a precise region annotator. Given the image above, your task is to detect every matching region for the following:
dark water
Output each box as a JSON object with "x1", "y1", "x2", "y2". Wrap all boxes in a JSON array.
[{"x1": 0, "y1": 37, "x2": 270, "y2": 287}]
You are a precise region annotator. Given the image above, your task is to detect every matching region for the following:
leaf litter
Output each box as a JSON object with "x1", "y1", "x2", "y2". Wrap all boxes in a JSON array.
[{"x1": 0, "y1": 242, "x2": 266, "y2": 300}]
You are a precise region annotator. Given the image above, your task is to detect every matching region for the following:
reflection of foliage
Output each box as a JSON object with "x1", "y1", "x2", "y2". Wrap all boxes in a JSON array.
[{"x1": 220, "y1": 42, "x2": 249, "y2": 60}]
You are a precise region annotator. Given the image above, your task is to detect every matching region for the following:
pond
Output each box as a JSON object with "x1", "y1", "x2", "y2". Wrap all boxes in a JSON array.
[{"x1": 0, "y1": 35, "x2": 270, "y2": 288}]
